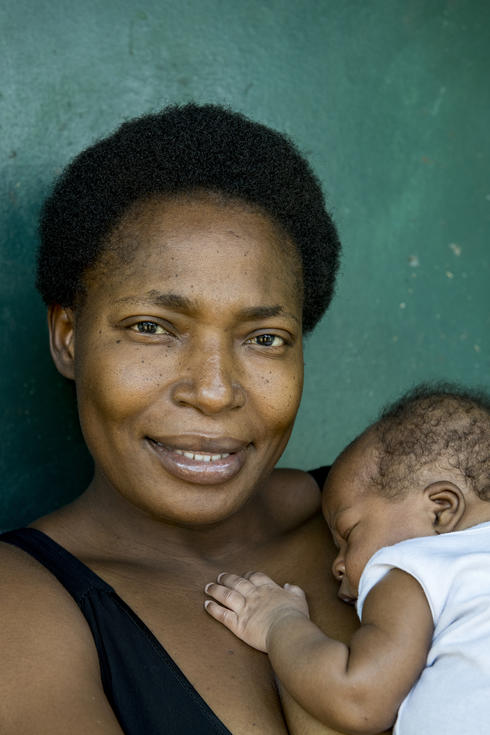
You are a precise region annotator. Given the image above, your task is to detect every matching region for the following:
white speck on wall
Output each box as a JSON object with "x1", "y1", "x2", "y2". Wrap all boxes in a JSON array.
[
  {"x1": 430, "y1": 85, "x2": 446, "y2": 116},
  {"x1": 399, "y1": 302, "x2": 406, "y2": 309},
  {"x1": 445, "y1": 271, "x2": 454, "y2": 279},
  {"x1": 408, "y1": 254, "x2": 419, "y2": 267},
  {"x1": 474, "y1": 344, "x2": 481, "y2": 353},
  {"x1": 449, "y1": 243, "x2": 462, "y2": 256}
]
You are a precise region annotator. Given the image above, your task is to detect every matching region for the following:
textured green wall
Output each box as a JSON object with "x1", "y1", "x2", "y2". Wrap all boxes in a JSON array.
[{"x1": 1, "y1": 0, "x2": 489, "y2": 529}]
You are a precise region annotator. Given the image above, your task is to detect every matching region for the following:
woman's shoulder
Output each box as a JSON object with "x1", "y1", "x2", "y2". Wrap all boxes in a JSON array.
[
  {"x1": 261, "y1": 468, "x2": 323, "y2": 532},
  {"x1": 0, "y1": 538, "x2": 93, "y2": 653},
  {"x1": 0, "y1": 540, "x2": 121, "y2": 732}
]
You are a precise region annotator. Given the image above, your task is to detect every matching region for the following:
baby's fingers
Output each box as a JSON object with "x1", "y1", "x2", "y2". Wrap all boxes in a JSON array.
[
  {"x1": 204, "y1": 581, "x2": 246, "y2": 613},
  {"x1": 204, "y1": 599, "x2": 239, "y2": 634},
  {"x1": 216, "y1": 572, "x2": 255, "y2": 594},
  {"x1": 243, "y1": 571, "x2": 276, "y2": 586}
]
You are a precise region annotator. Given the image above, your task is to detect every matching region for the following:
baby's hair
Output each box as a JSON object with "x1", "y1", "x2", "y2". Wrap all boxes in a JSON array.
[
  {"x1": 370, "y1": 383, "x2": 490, "y2": 501},
  {"x1": 36, "y1": 103, "x2": 340, "y2": 333}
]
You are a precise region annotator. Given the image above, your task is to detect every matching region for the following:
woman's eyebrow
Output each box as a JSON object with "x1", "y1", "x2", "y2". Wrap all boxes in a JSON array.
[
  {"x1": 113, "y1": 292, "x2": 299, "y2": 323},
  {"x1": 114, "y1": 291, "x2": 194, "y2": 310},
  {"x1": 238, "y1": 305, "x2": 299, "y2": 324}
]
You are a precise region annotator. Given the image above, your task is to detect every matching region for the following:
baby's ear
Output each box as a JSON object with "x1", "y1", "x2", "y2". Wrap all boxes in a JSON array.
[
  {"x1": 48, "y1": 305, "x2": 76, "y2": 380},
  {"x1": 424, "y1": 481, "x2": 465, "y2": 533}
]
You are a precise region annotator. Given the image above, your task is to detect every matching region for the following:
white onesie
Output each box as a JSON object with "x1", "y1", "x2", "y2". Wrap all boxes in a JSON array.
[{"x1": 356, "y1": 522, "x2": 490, "y2": 735}]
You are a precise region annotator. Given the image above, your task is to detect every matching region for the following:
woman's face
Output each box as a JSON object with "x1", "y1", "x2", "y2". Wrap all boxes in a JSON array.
[{"x1": 59, "y1": 194, "x2": 304, "y2": 526}]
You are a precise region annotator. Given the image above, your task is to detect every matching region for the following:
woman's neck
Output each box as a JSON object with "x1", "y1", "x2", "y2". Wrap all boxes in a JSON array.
[{"x1": 36, "y1": 473, "x2": 278, "y2": 567}]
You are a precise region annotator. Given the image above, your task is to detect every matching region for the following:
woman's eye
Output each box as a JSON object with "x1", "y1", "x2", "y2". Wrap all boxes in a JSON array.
[
  {"x1": 248, "y1": 334, "x2": 285, "y2": 347},
  {"x1": 130, "y1": 321, "x2": 167, "y2": 335}
]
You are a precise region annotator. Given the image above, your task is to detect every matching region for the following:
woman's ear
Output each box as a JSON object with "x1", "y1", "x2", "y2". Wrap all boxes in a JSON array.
[
  {"x1": 424, "y1": 481, "x2": 466, "y2": 533},
  {"x1": 48, "y1": 305, "x2": 76, "y2": 380}
]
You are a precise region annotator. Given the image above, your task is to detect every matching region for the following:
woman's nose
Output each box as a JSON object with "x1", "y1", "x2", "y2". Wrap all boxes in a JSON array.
[{"x1": 171, "y1": 339, "x2": 245, "y2": 415}]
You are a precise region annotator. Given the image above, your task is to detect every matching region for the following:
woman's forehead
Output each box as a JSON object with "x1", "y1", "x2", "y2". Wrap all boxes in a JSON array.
[
  {"x1": 103, "y1": 194, "x2": 297, "y2": 265},
  {"x1": 82, "y1": 194, "x2": 303, "y2": 317},
  {"x1": 109, "y1": 193, "x2": 295, "y2": 252}
]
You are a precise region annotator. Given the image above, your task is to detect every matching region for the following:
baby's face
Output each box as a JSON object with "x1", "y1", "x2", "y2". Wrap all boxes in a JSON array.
[{"x1": 322, "y1": 433, "x2": 435, "y2": 602}]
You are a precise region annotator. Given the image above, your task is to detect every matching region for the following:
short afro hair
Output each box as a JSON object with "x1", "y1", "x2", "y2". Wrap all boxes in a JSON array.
[
  {"x1": 370, "y1": 383, "x2": 490, "y2": 501},
  {"x1": 37, "y1": 103, "x2": 340, "y2": 333}
]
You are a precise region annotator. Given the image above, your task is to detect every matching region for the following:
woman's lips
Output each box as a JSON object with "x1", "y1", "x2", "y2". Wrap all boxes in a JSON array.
[{"x1": 146, "y1": 436, "x2": 250, "y2": 485}]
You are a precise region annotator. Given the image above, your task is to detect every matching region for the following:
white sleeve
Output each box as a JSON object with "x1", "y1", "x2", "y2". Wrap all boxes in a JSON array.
[{"x1": 356, "y1": 543, "x2": 438, "y2": 622}]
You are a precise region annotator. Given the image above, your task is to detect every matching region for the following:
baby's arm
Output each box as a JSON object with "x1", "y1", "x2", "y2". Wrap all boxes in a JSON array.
[{"x1": 205, "y1": 569, "x2": 432, "y2": 735}]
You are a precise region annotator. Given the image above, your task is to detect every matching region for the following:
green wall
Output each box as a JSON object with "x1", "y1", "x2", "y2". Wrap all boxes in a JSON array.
[{"x1": 1, "y1": 0, "x2": 489, "y2": 529}]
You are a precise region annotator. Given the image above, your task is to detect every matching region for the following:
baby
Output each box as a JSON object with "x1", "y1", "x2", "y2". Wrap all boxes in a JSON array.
[{"x1": 204, "y1": 385, "x2": 490, "y2": 734}]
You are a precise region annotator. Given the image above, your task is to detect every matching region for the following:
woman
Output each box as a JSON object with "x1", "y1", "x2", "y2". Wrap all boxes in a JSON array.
[{"x1": 0, "y1": 104, "x2": 363, "y2": 734}]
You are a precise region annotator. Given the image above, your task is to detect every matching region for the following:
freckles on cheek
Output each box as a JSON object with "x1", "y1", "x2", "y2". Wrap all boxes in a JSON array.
[{"x1": 255, "y1": 370, "x2": 302, "y2": 425}]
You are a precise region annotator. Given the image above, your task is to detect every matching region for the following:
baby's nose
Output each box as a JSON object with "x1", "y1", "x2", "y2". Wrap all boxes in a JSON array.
[{"x1": 331, "y1": 553, "x2": 345, "y2": 582}]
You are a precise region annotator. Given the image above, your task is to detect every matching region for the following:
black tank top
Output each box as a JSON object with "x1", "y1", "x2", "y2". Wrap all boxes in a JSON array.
[{"x1": 0, "y1": 467, "x2": 329, "y2": 734}]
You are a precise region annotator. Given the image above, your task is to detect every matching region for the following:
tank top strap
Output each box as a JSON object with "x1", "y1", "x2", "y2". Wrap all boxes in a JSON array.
[{"x1": 0, "y1": 527, "x2": 113, "y2": 604}]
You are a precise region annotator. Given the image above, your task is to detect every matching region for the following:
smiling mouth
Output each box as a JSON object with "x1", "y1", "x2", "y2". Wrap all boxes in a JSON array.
[
  {"x1": 146, "y1": 437, "x2": 251, "y2": 484},
  {"x1": 163, "y1": 445, "x2": 230, "y2": 462}
]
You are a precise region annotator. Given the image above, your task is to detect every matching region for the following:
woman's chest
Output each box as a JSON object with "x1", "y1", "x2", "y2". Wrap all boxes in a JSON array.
[
  {"x1": 91, "y1": 553, "x2": 292, "y2": 733},
  {"x1": 88, "y1": 515, "x2": 358, "y2": 733}
]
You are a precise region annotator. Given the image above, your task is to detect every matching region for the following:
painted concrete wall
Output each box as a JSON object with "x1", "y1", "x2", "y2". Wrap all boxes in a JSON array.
[{"x1": 1, "y1": 0, "x2": 489, "y2": 527}]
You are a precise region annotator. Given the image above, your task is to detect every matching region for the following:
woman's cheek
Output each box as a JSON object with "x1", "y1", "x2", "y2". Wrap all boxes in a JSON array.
[
  {"x1": 252, "y1": 362, "x2": 303, "y2": 431},
  {"x1": 78, "y1": 344, "x2": 171, "y2": 420}
]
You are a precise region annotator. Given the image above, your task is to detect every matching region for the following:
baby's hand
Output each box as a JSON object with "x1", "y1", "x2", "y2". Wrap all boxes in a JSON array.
[{"x1": 204, "y1": 571, "x2": 309, "y2": 652}]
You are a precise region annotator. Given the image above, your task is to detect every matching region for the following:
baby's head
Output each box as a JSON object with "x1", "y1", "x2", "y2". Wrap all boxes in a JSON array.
[{"x1": 322, "y1": 384, "x2": 490, "y2": 602}]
